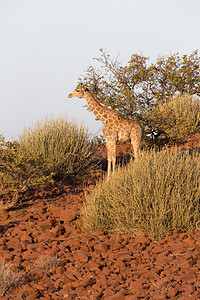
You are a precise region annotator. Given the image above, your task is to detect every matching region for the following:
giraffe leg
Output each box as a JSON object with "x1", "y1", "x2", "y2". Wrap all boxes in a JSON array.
[
  {"x1": 103, "y1": 128, "x2": 117, "y2": 177},
  {"x1": 106, "y1": 141, "x2": 116, "y2": 177},
  {"x1": 110, "y1": 140, "x2": 116, "y2": 173},
  {"x1": 107, "y1": 143, "x2": 112, "y2": 177},
  {"x1": 131, "y1": 139, "x2": 141, "y2": 159},
  {"x1": 131, "y1": 126, "x2": 142, "y2": 159}
]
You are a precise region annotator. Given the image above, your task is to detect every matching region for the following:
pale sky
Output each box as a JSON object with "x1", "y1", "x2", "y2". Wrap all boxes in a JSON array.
[{"x1": 0, "y1": 0, "x2": 200, "y2": 140}]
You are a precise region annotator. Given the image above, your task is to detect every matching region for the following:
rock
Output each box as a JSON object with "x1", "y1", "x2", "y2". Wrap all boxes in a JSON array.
[
  {"x1": 94, "y1": 242, "x2": 108, "y2": 253},
  {"x1": 134, "y1": 235, "x2": 151, "y2": 250},
  {"x1": 52, "y1": 223, "x2": 65, "y2": 236},
  {"x1": 2, "y1": 182, "x2": 200, "y2": 300},
  {"x1": 167, "y1": 286, "x2": 179, "y2": 298},
  {"x1": 39, "y1": 219, "x2": 55, "y2": 231},
  {"x1": 79, "y1": 275, "x2": 96, "y2": 288},
  {"x1": 56, "y1": 265, "x2": 65, "y2": 275},
  {"x1": 60, "y1": 206, "x2": 78, "y2": 223},
  {"x1": 104, "y1": 292, "x2": 125, "y2": 300}
]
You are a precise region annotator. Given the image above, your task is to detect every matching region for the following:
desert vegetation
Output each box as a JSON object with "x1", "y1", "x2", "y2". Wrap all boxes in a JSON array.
[
  {"x1": 33, "y1": 255, "x2": 62, "y2": 272},
  {"x1": 0, "y1": 259, "x2": 24, "y2": 296},
  {"x1": 18, "y1": 115, "x2": 99, "y2": 180},
  {"x1": 0, "y1": 116, "x2": 99, "y2": 209},
  {"x1": 81, "y1": 49, "x2": 200, "y2": 142},
  {"x1": 82, "y1": 148, "x2": 200, "y2": 239},
  {"x1": 148, "y1": 94, "x2": 200, "y2": 143},
  {"x1": 0, "y1": 50, "x2": 200, "y2": 298}
]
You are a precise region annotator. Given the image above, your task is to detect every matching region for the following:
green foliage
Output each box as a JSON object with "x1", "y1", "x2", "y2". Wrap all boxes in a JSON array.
[
  {"x1": 0, "y1": 135, "x2": 52, "y2": 196},
  {"x1": 81, "y1": 49, "x2": 200, "y2": 141},
  {"x1": 82, "y1": 149, "x2": 200, "y2": 239},
  {"x1": 18, "y1": 116, "x2": 99, "y2": 180},
  {"x1": 146, "y1": 94, "x2": 200, "y2": 142}
]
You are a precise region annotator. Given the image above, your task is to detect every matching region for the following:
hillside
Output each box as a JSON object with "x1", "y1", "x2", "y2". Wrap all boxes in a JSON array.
[{"x1": 0, "y1": 135, "x2": 200, "y2": 299}]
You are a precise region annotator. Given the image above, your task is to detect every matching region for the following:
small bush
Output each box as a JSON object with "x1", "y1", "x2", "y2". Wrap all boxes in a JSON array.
[
  {"x1": 147, "y1": 94, "x2": 200, "y2": 142},
  {"x1": 18, "y1": 116, "x2": 99, "y2": 180},
  {"x1": 82, "y1": 149, "x2": 200, "y2": 239},
  {"x1": 0, "y1": 135, "x2": 52, "y2": 204},
  {"x1": 33, "y1": 255, "x2": 62, "y2": 271},
  {"x1": 0, "y1": 259, "x2": 24, "y2": 296}
]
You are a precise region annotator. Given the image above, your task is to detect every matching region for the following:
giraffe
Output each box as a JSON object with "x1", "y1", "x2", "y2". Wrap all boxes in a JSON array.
[{"x1": 68, "y1": 83, "x2": 143, "y2": 177}]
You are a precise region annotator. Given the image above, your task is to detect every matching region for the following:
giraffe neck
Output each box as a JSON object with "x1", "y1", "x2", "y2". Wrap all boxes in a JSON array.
[{"x1": 83, "y1": 90, "x2": 110, "y2": 123}]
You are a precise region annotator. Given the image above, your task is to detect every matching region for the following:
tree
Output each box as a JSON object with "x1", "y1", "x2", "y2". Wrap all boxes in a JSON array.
[{"x1": 80, "y1": 49, "x2": 200, "y2": 140}]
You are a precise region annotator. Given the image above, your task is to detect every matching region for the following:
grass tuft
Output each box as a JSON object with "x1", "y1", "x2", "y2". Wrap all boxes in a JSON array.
[
  {"x1": 0, "y1": 259, "x2": 24, "y2": 296},
  {"x1": 82, "y1": 148, "x2": 200, "y2": 239},
  {"x1": 18, "y1": 115, "x2": 100, "y2": 180},
  {"x1": 33, "y1": 255, "x2": 62, "y2": 271}
]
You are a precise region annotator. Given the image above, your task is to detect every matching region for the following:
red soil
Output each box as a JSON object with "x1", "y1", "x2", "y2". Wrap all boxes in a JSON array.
[{"x1": 0, "y1": 135, "x2": 200, "y2": 299}]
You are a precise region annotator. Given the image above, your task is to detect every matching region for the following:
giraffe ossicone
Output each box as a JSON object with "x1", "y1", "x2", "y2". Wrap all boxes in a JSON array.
[{"x1": 68, "y1": 83, "x2": 143, "y2": 177}]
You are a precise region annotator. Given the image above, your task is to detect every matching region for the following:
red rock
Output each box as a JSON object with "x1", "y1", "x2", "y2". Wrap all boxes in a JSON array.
[
  {"x1": 34, "y1": 232, "x2": 56, "y2": 243},
  {"x1": 104, "y1": 287, "x2": 115, "y2": 297},
  {"x1": 52, "y1": 223, "x2": 65, "y2": 236},
  {"x1": 182, "y1": 284, "x2": 196, "y2": 296},
  {"x1": 104, "y1": 292, "x2": 125, "y2": 300},
  {"x1": 66, "y1": 272, "x2": 78, "y2": 282},
  {"x1": 129, "y1": 281, "x2": 146, "y2": 297},
  {"x1": 118, "y1": 254, "x2": 132, "y2": 262},
  {"x1": 141, "y1": 270, "x2": 160, "y2": 281},
  {"x1": 152, "y1": 292, "x2": 168, "y2": 299},
  {"x1": 79, "y1": 243, "x2": 90, "y2": 252},
  {"x1": 39, "y1": 219, "x2": 54, "y2": 231},
  {"x1": 86, "y1": 260, "x2": 100, "y2": 272},
  {"x1": 134, "y1": 235, "x2": 151, "y2": 250},
  {"x1": 79, "y1": 275, "x2": 96, "y2": 287},
  {"x1": 94, "y1": 242, "x2": 108, "y2": 253},
  {"x1": 7, "y1": 238, "x2": 22, "y2": 250},
  {"x1": 167, "y1": 286, "x2": 179, "y2": 298},
  {"x1": 21, "y1": 232, "x2": 33, "y2": 243},
  {"x1": 124, "y1": 295, "x2": 138, "y2": 300},
  {"x1": 0, "y1": 244, "x2": 7, "y2": 250},
  {"x1": 102, "y1": 267, "x2": 111, "y2": 276},
  {"x1": 180, "y1": 271, "x2": 196, "y2": 283},
  {"x1": 60, "y1": 206, "x2": 78, "y2": 223},
  {"x1": 11, "y1": 228, "x2": 25, "y2": 236},
  {"x1": 114, "y1": 250, "x2": 133, "y2": 260},
  {"x1": 63, "y1": 224, "x2": 73, "y2": 237},
  {"x1": 75, "y1": 252, "x2": 89, "y2": 263},
  {"x1": 1, "y1": 251, "x2": 14, "y2": 260},
  {"x1": 56, "y1": 265, "x2": 65, "y2": 275},
  {"x1": 1, "y1": 182, "x2": 200, "y2": 299},
  {"x1": 0, "y1": 212, "x2": 9, "y2": 220}
]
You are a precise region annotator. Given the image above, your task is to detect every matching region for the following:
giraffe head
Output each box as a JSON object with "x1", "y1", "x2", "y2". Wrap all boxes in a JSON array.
[{"x1": 68, "y1": 83, "x2": 88, "y2": 98}]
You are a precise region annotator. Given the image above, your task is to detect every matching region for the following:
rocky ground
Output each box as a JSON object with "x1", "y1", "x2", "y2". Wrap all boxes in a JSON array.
[
  {"x1": 0, "y1": 137, "x2": 200, "y2": 299},
  {"x1": 0, "y1": 180, "x2": 200, "y2": 300}
]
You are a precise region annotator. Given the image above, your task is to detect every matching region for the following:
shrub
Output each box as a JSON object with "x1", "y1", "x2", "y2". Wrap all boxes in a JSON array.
[
  {"x1": 82, "y1": 148, "x2": 200, "y2": 239},
  {"x1": 0, "y1": 135, "x2": 52, "y2": 208},
  {"x1": 0, "y1": 259, "x2": 24, "y2": 296},
  {"x1": 147, "y1": 94, "x2": 200, "y2": 142},
  {"x1": 18, "y1": 116, "x2": 99, "y2": 180}
]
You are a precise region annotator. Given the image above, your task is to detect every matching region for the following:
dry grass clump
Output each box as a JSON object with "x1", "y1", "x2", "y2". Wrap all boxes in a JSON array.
[
  {"x1": 0, "y1": 259, "x2": 24, "y2": 296},
  {"x1": 82, "y1": 148, "x2": 200, "y2": 239},
  {"x1": 33, "y1": 255, "x2": 62, "y2": 271},
  {"x1": 18, "y1": 115, "x2": 99, "y2": 180}
]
